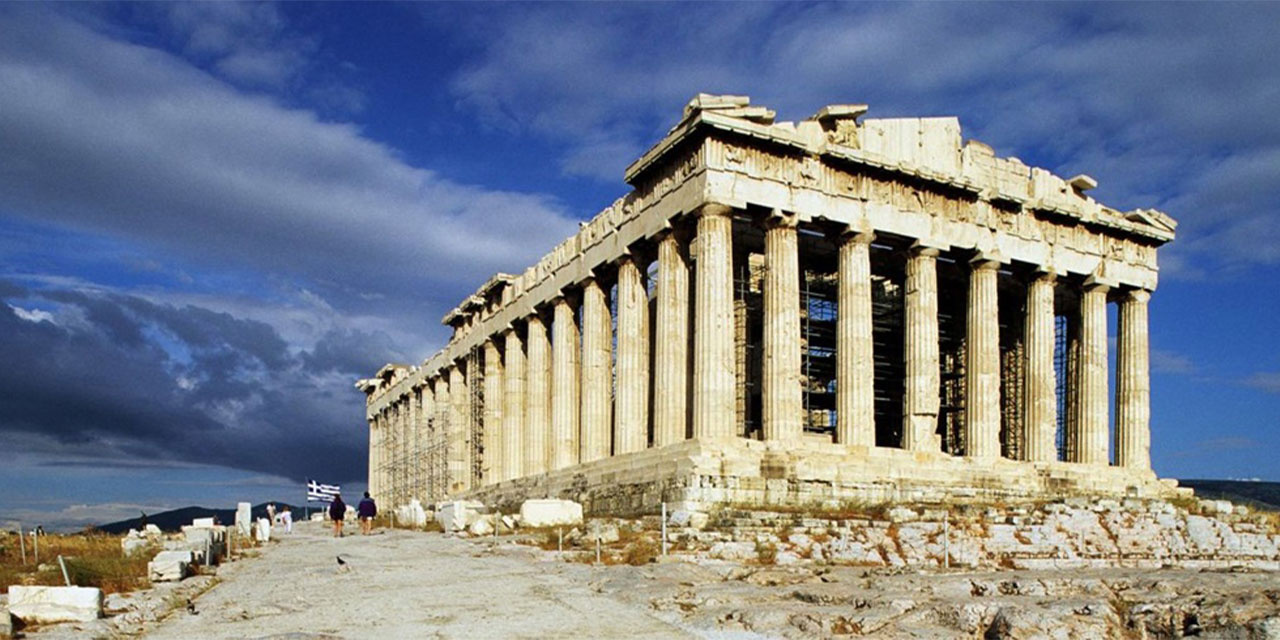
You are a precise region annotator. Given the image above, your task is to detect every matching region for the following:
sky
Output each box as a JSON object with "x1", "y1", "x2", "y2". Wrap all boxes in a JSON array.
[{"x1": 1, "y1": 2, "x2": 1277, "y2": 531}]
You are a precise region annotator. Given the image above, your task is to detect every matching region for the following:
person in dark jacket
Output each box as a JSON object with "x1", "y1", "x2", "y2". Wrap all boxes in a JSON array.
[
  {"x1": 358, "y1": 492, "x2": 377, "y2": 535},
  {"x1": 329, "y1": 494, "x2": 347, "y2": 538}
]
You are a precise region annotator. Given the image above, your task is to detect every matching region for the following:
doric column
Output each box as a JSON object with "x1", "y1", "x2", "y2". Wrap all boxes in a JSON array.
[
  {"x1": 762, "y1": 211, "x2": 803, "y2": 443},
  {"x1": 447, "y1": 364, "x2": 470, "y2": 493},
  {"x1": 654, "y1": 229, "x2": 690, "y2": 446},
  {"x1": 482, "y1": 338, "x2": 505, "y2": 483},
  {"x1": 550, "y1": 296, "x2": 580, "y2": 470},
  {"x1": 615, "y1": 255, "x2": 649, "y2": 455},
  {"x1": 693, "y1": 203, "x2": 736, "y2": 439},
  {"x1": 418, "y1": 385, "x2": 433, "y2": 501},
  {"x1": 1116, "y1": 289, "x2": 1151, "y2": 470},
  {"x1": 502, "y1": 327, "x2": 526, "y2": 481},
  {"x1": 367, "y1": 418, "x2": 377, "y2": 502},
  {"x1": 903, "y1": 245, "x2": 941, "y2": 452},
  {"x1": 837, "y1": 230, "x2": 876, "y2": 446},
  {"x1": 1074, "y1": 283, "x2": 1109, "y2": 464},
  {"x1": 525, "y1": 314, "x2": 551, "y2": 475},
  {"x1": 1022, "y1": 272, "x2": 1058, "y2": 462},
  {"x1": 964, "y1": 258, "x2": 1001, "y2": 458},
  {"x1": 580, "y1": 277, "x2": 613, "y2": 462}
]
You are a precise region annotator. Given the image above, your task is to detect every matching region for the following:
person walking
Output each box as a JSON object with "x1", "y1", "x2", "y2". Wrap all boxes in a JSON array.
[
  {"x1": 329, "y1": 494, "x2": 347, "y2": 538},
  {"x1": 280, "y1": 506, "x2": 293, "y2": 534},
  {"x1": 358, "y1": 492, "x2": 378, "y2": 535}
]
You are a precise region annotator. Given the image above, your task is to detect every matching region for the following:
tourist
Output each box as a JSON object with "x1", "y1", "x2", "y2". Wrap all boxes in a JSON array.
[
  {"x1": 280, "y1": 506, "x2": 293, "y2": 534},
  {"x1": 358, "y1": 492, "x2": 377, "y2": 535},
  {"x1": 266, "y1": 502, "x2": 276, "y2": 524},
  {"x1": 329, "y1": 494, "x2": 347, "y2": 537}
]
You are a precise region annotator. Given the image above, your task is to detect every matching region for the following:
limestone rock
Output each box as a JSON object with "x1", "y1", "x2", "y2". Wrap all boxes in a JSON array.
[
  {"x1": 520, "y1": 499, "x2": 583, "y2": 527},
  {"x1": 191, "y1": 517, "x2": 215, "y2": 528},
  {"x1": 7, "y1": 586, "x2": 102, "y2": 624},
  {"x1": 254, "y1": 518, "x2": 271, "y2": 542},
  {"x1": 469, "y1": 518, "x2": 493, "y2": 537},
  {"x1": 437, "y1": 501, "x2": 486, "y2": 533},
  {"x1": 235, "y1": 502, "x2": 252, "y2": 537},
  {"x1": 587, "y1": 521, "x2": 620, "y2": 544},
  {"x1": 148, "y1": 550, "x2": 192, "y2": 582}
]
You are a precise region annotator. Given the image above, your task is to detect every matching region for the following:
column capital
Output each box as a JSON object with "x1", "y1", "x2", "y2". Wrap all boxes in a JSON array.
[
  {"x1": 909, "y1": 242, "x2": 942, "y2": 258},
  {"x1": 764, "y1": 208, "x2": 799, "y2": 229},
  {"x1": 1123, "y1": 288, "x2": 1152, "y2": 304},
  {"x1": 840, "y1": 228, "x2": 876, "y2": 245},
  {"x1": 1082, "y1": 280, "x2": 1111, "y2": 294},
  {"x1": 696, "y1": 202, "x2": 734, "y2": 219},
  {"x1": 969, "y1": 249, "x2": 1006, "y2": 269}
]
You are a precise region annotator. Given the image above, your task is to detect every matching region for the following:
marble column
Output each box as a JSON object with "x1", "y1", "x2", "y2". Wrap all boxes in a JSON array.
[
  {"x1": 448, "y1": 364, "x2": 470, "y2": 493},
  {"x1": 418, "y1": 385, "x2": 433, "y2": 500},
  {"x1": 654, "y1": 229, "x2": 689, "y2": 446},
  {"x1": 550, "y1": 296, "x2": 580, "y2": 470},
  {"x1": 1116, "y1": 289, "x2": 1151, "y2": 470},
  {"x1": 1022, "y1": 273, "x2": 1058, "y2": 462},
  {"x1": 615, "y1": 255, "x2": 650, "y2": 455},
  {"x1": 502, "y1": 327, "x2": 526, "y2": 481},
  {"x1": 693, "y1": 203, "x2": 736, "y2": 439},
  {"x1": 1074, "y1": 283, "x2": 1109, "y2": 464},
  {"x1": 964, "y1": 258, "x2": 1001, "y2": 458},
  {"x1": 762, "y1": 211, "x2": 803, "y2": 443},
  {"x1": 902, "y1": 245, "x2": 941, "y2": 452},
  {"x1": 367, "y1": 418, "x2": 377, "y2": 502},
  {"x1": 483, "y1": 338, "x2": 505, "y2": 483},
  {"x1": 837, "y1": 231, "x2": 876, "y2": 446},
  {"x1": 525, "y1": 314, "x2": 551, "y2": 475},
  {"x1": 580, "y1": 277, "x2": 613, "y2": 462}
]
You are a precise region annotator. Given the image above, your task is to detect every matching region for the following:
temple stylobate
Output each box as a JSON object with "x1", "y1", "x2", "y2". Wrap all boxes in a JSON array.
[{"x1": 356, "y1": 95, "x2": 1180, "y2": 515}]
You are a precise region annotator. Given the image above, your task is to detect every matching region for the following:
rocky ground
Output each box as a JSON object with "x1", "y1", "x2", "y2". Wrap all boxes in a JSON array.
[{"x1": 8, "y1": 502, "x2": 1280, "y2": 639}]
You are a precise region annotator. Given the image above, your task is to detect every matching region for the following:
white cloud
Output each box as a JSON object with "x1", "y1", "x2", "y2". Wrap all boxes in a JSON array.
[{"x1": 9, "y1": 305, "x2": 54, "y2": 324}]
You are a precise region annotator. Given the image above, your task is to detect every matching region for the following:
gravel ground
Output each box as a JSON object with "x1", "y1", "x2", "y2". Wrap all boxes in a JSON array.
[{"x1": 140, "y1": 521, "x2": 693, "y2": 639}]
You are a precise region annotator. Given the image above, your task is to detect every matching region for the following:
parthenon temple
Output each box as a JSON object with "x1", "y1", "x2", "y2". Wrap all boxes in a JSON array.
[{"x1": 356, "y1": 94, "x2": 1181, "y2": 515}]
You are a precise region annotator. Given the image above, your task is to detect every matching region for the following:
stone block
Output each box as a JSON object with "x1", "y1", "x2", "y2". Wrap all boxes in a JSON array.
[
  {"x1": 121, "y1": 536, "x2": 154, "y2": 557},
  {"x1": 888, "y1": 507, "x2": 918, "y2": 523},
  {"x1": 438, "y1": 501, "x2": 486, "y2": 533},
  {"x1": 468, "y1": 518, "x2": 493, "y2": 537},
  {"x1": 520, "y1": 499, "x2": 583, "y2": 527},
  {"x1": 587, "y1": 521, "x2": 620, "y2": 543},
  {"x1": 253, "y1": 518, "x2": 270, "y2": 542},
  {"x1": 235, "y1": 502, "x2": 252, "y2": 537},
  {"x1": 192, "y1": 517, "x2": 215, "y2": 528},
  {"x1": 148, "y1": 551, "x2": 192, "y2": 582},
  {"x1": 143, "y1": 524, "x2": 162, "y2": 536},
  {"x1": 7, "y1": 586, "x2": 103, "y2": 624}
]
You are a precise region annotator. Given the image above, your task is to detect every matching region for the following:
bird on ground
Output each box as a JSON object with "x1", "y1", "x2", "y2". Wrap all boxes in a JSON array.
[
  {"x1": 336, "y1": 556, "x2": 346, "y2": 566},
  {"x1": 186, "y1": 599, "x2": 198, "y2": 615},
  {"x1": 336, "y1": 555, "x2": 350, "y2": 573}
]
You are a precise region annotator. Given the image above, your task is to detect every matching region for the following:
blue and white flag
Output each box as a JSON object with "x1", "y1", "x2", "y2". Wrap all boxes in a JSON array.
[{"x1": 307, "y1": 480, "x2": 341, "y2": 503}]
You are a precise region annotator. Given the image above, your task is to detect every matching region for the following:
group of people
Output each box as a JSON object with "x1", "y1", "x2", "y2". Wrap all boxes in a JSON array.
[
  {"x1": 326, "y1": 491, "x2": 378, "y2": 537},
  {"x1": 265, "y1": 503, "x2": 294, "y2": 534}
]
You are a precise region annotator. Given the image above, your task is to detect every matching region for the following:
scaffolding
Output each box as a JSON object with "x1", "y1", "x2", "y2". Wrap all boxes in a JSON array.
[
  {"x1": 801, "y1": 270, "x2": 837, "y2": 434},
  {"x1": 1054, "y1": 314, "x2": 1070, "y2": 461},
  {"x1": 467, "y1": 345, "x2": 485, "y2": 488}
]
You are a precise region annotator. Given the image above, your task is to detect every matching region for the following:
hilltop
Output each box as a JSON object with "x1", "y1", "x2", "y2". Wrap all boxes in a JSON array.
[{"x1": 96, "y1": 503, "x2": 307, "y2": 534}]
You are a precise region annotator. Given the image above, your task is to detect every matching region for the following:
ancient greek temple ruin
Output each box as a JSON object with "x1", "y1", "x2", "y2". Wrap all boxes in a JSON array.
[{"x1": 357, "y1": 94, "x2": 1180, "y2": 514}]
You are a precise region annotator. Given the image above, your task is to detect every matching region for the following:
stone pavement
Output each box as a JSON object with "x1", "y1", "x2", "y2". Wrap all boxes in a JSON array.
[{"x1": 142, "y1": 521, "x2": 692, "y2": 639}]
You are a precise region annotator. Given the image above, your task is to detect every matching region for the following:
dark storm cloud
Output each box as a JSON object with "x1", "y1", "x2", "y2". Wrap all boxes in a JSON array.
[
  {"x1": 0, "y1": 5, "x2": 578, "y2": 318},
  {"x1": 0, "y1": 284, "x2": 377, "y2": 483}
]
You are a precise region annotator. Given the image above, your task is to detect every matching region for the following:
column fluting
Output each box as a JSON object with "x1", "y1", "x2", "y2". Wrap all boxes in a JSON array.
[
  {"x1": 447, "y1": 364, "x2": 469, "y2": 493},
  {"x1": 1075, "y1": 284, "x2": 1110, "y2": 464},
  {"x1": 482, "y1": 338, "x2": 505, "y2": 483},
  {"x1": 1022, "y1": 273, "x2": 1058, "y2": 462},
  {"x1": 1116, "y1": 289, "x2": 1151, "y2": 470},
  {"x1": 762, "y1": 212, "x2": 803, "y2": 443},
  {"x1": 502, "y1": 327, "x2": 526, "y2": 481},
  {"x1": 693, "y1": 203, "x2": 736, "y2": 439},
  {"x1": 903, "y1": 246, "x2": 941, "y2": 452},
  {"x1": 964, "y1": 258, "x2": 1001, "y2": 458},
  {"x1": 654, "y1": 229, "x2": 690, "y2": 446},
  {"x1": 525, "y1": 314, "x2": 551, "y2": 475},
  {"x1": 837, "y1": 231, "x2": 876, "y2": 446},
  {"x1": 580, "y1": 277, "x2": 613, "y2": 462},
  {"x1": 550, "y1": 297, "x2": 580, "y2": 470},
  {"x1": 615, "y1": 255, "x2": 650, "y2": 454}
]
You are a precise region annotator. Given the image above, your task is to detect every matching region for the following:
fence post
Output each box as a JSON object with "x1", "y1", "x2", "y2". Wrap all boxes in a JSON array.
[
  {"x1": 661, "y1": 502, "x2": 668, "y2": 557},
  {"x1": 18, "y1": 521, "x2": 26, "y2": 565},
  {"x1": 58, "y1": 555, "x2": 71, "y2": 586}
]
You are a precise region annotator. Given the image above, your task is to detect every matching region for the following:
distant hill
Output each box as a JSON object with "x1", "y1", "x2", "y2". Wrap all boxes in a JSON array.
[
  {"x1": 96, "y1": 502, "x2": 308, "y2": 534},
  {"x1": 1180, "y1": 479, "x2": 1280, "y2": 511}
]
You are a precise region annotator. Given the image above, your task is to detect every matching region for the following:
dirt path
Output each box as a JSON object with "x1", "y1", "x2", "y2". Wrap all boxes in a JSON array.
[{"x1": 142, "y1": 521, "x2": 692, "y2": 639}]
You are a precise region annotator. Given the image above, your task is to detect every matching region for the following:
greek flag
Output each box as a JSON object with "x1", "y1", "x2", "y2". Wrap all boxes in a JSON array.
[{"x1": 307, "y1": 480, "x2": 341, "y2": 503}]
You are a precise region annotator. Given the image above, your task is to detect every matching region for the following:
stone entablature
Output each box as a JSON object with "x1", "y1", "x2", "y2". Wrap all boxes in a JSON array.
[{"x1": 358, "y1": 94, "x2": 1177, "y2": 511}]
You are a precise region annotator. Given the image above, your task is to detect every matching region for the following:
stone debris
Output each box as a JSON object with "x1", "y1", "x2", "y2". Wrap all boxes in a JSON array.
[
  {"x1": 7, "y1": 586, "x2": 102, "y2": 624},
  {"x1": 519, "y1": 499, "x2": 583, "y2": 527},
  {"x1": 395, "y1": 499, "x2": 429, "y2": 527},
  {"x1": 148, "y1": 550, "x2": 193, "y2": 582},
  {"x1": 436, "y1": 500, "x2": 485, "y2": 533}
]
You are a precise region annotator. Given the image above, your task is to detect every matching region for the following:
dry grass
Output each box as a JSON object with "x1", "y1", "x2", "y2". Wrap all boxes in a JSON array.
[{"x1": 0, "y1": 531, "x2": 151, "y2": 595}]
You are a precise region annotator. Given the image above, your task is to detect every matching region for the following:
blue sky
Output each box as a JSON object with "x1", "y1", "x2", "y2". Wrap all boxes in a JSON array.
[{"x1": 1, "y1": 3, "x2": 1277, "y2": 530}]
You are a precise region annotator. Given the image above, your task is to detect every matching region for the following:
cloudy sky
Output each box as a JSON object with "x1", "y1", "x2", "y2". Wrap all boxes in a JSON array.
[{"x1": 2, "y1": 3, "x2": 1277, "y2": 530}]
